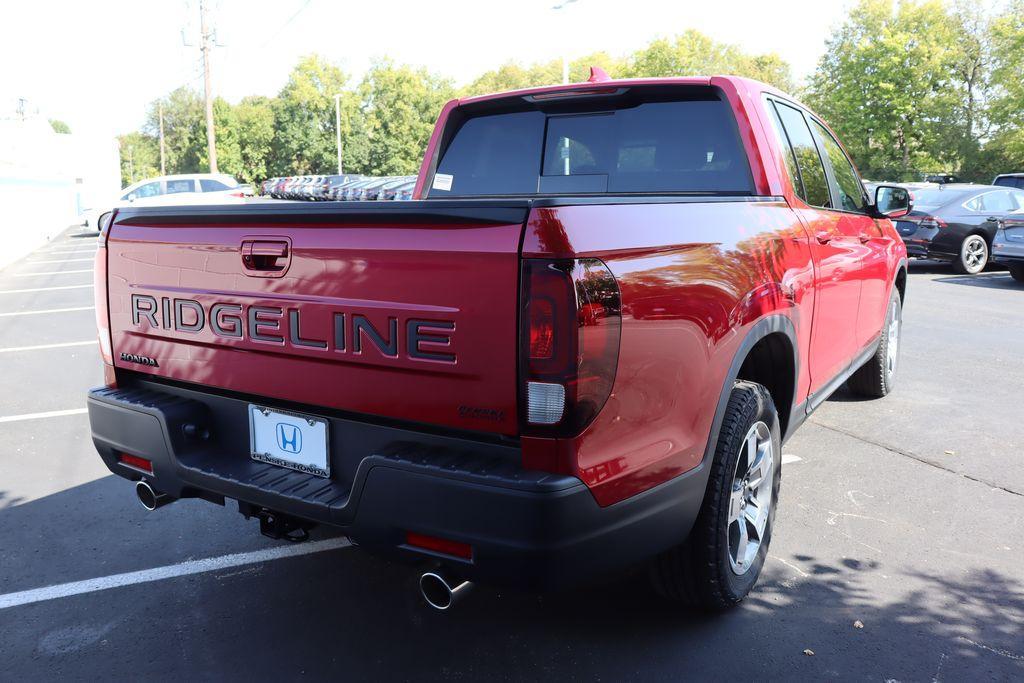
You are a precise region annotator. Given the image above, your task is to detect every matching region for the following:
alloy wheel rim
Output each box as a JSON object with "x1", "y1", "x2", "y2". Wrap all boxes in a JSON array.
[
  {"x1": 728, "y1": 421, "x2": 774, "y2": 575},
  {"x1": 886, "y1": 301, "x2": 900, "y2": 378},
  {"x1": 964, "y1": 237, "x2": 987, "y2": 271}
]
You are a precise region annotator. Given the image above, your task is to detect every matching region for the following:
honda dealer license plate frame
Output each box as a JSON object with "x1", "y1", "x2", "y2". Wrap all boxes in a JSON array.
[{"x1": 249, "y1": 404, "x2": 330, "y2": 478}]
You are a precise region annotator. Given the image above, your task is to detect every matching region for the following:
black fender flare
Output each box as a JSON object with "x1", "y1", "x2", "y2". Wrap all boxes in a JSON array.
[{"x1": 699, "y1": 314, "x2": 799, "y2": 470}]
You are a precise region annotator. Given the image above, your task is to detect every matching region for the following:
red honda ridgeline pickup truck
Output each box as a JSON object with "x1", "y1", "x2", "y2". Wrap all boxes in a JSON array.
[{"x1": 88, "y1": 75, "x2": 911, "y2": 610}]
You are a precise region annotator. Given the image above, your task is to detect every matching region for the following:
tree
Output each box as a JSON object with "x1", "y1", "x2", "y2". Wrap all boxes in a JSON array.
[
  {"x1": 984, "y1": 0, "x2": 1024, "y2": 171},
  {"x1": 144, "y1": 88, "x2": 205, "y2": 175},
  {"x1": 270, "y1": 54, "x2": 358, "y2": 176},
  {"x1": 118, "y1": 132, "x2": 159, "y2": 186},
  {"x1": 229, "y1": 96, "x2": 276, "y2": 184},
  {"x1": 359, "y1": 60, "x2": 453, "y2": 176},
  {"x1": 805, "y1": 0, "x2": 963, "y2": 180},
  {"x1": 462, "y1": 52, "x2": 624, "y2": 97},
  {"x1": 49, "y1": 119, "x2": 71, "y2": 134},
  {"x1": 624, "y1": 30, "x2": 793, "y2": 90}
]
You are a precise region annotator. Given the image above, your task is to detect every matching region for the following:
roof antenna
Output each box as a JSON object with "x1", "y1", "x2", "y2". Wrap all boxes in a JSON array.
[{"x1": 587, "y1": 66, "x2": 611, "y2": 83}]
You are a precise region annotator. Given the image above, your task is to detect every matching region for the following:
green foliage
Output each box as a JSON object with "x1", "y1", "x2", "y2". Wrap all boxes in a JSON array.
[
  {"x1": 360, "y1": 60, "x2": 453, "y2": 175},
  {"x1": 232, "y1": 96, "x2": 276, "y2": 184},
  {"x1": 269, "y1": 54, "x2": 355, "y2": 175},
  {"x1": 118, "y1": 131, "x2": 159, "y2": 186},
  {"x1": 145, "y1": 87, "x2": 205, "y2": 175},
  {"x1": 984, "y1": 0, "x2": 1024, "y2": 171},
  {"x1": 623, "y1": 30, "x2": 793, "y2": 90},
  {"x1": 117, "y1": 10, "x2": 1022, "y2": 188},
  {"x1": 49, "y1": 119, "x2": 71, "y2": 134},
  {"x1": 806, "y1": 0, "x2": 1023, "y2": 181}
]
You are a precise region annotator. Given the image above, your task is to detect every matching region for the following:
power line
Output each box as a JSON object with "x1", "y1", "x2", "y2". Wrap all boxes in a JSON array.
[{"x1": 259, "y1": 0, "x2": 313, "y2": 48}]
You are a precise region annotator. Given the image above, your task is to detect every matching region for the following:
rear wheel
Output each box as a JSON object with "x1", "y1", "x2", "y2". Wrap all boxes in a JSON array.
[
  {"x1": 953, "y1": 234, "x2": 988, "y2": 274},
  {"x1": 1009, "y1": 264, "x2": 1024, "y2": 283},
  {"x1": 650, "y1": 381, "x2": 781, "y2": 610},
  {"x1": 848, "y1": 288, "x2": 901, "y2": 398}
]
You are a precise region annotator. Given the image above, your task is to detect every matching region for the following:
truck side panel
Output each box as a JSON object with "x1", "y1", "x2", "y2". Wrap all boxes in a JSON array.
[{"x1": 521, "y1": 199, "x2": 815, "y2": 505}]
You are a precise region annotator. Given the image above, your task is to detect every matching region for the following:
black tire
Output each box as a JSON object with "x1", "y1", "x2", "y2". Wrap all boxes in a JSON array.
[
  {"x1": 952, "y1": 233, "x2": 989, "y2": 274},
  {"x1": 650, "y1": 381, "x2": 781, "y2": 611},
  {"x1": 848, "y1": 288, "x2": 902, "y2": 398},
  {"x1": 1009, "y1": 264, "x2": 1024, "y2": 283}
]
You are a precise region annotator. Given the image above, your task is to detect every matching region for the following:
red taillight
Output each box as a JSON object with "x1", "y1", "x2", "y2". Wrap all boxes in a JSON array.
[
  {"x1": 405, "y1": 532, "x2": 473, "y2": 560},
  {"x1": 529, "y1": 298, "x2": 555, "y2": 359},
  {"x1": 119, "y1": 453, "x2": 153, "y2": 474},
  {"x1": 519, "y1": 259, "x2": 621, "y2": 437},
  {"x1": 94, "y1": 211, "x2": 113, "y2": 372}
]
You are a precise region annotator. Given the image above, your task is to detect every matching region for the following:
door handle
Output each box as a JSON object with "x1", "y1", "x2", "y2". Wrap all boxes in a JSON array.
[
  {"x1": 858, "y1": 233, "x2": 871, "y2": 243},
  {"x1": 815, "y1": 232, "x2": 834, "y2": 245},
  {"x1": 987, "y1": 216, "x2": 1000, "y2": 222},
  {"x1": 241, "y1": 240, "x2": 290, "y2": 273}
]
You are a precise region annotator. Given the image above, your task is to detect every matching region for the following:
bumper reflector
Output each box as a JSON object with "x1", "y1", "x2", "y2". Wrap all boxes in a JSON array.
[
  {"x1": 405, "y1": 532, "x2": 473, "y2": 560},
  {"x1": 119, "y1": 453, "x2": 153, "y2": 474}
]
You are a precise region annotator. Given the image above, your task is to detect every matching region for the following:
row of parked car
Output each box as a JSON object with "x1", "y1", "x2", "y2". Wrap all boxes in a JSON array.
[
  {"x1": 259, "y1": 175, "x2": 417, "y2": 202},
  {"x1": 862, "y1": 174, "x2": 1024, "y2": 280}
]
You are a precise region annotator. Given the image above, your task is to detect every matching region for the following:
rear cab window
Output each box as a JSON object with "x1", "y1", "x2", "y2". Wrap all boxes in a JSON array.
[{"x1": 428, "y1": 86, "x2": 753, "y2": 197}]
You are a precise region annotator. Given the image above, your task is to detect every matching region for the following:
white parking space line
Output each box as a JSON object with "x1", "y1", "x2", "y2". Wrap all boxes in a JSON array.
[
  {"x1": 39, "y1": 249, "x2": 96, "y2": 255},
  {"x1": 0, "y1": 306, "x2": 94, "y2": 317},
  {"x1": 26, "y1": 258, "x2": 94, "y2": 264},
  {"x1": 0, "y1": 408, "x2": 88, "y2": 424},
  {"x1": 0, "y1": 284, "x2": 92, "y2": 294},
  {"x1": 0, "y1": 340, "x2": 95, "y2": 353},
  {"x1": 0, "y1": 537, "x2": 352, "y2": 610},
  {"x1": 781, "y1": 454, "x2": 803, "y2": 465},
  {"x1": 12, "y1": 269, "x2": 93, "y2": 277}
]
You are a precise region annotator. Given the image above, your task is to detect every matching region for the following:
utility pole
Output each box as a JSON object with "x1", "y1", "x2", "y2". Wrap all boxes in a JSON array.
[
  {"x1": 199, "y1": 0, "x2": 218, "y2": 173},
  {"x1": 334, "y1": 94, "x2": 344, "y2": 175},
  {"x1": 158, "y1": 101, "x2": 166, "y2": 175}
]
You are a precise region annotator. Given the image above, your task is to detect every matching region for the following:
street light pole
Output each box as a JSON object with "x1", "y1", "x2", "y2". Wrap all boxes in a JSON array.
[
  {"x1": 158, "y1": 101, "x2": 166, "y2": 175},
  {"x1": 334, "y1": 94, "x2": 343, "y2": 175},
  {"x1": 551, "y1": 0, "x2": 579, "y2": 84}
]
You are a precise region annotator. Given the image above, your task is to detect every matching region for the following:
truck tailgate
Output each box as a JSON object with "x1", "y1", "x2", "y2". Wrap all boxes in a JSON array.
[{"x1": 105, "y1": 202, "x2": 529, "y2": 436}]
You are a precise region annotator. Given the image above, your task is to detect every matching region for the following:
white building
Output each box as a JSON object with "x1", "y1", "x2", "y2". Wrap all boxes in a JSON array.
[{"x1": 0, "y1": 103, "x2": 120, "y2": 268}]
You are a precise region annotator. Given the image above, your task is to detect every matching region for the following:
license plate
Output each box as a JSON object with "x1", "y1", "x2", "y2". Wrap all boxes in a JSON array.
[{"x1": 249, "y1": 405, "x2": 330, "y2": 478}]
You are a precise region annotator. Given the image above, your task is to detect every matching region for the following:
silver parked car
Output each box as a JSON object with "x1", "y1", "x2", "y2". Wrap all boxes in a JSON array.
[{"x1": 992, "y1": 216, "x2": 1024, "y2": 283}]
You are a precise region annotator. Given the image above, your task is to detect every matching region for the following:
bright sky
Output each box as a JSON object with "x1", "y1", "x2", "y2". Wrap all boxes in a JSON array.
[{"x1": 3, "y1": 0, "x2": 856, "y2": 142}]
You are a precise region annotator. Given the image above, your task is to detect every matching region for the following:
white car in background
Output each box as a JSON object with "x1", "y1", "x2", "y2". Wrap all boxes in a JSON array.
[{"x1": 81, "y1": 173, "x2": 249, "y2": 232}]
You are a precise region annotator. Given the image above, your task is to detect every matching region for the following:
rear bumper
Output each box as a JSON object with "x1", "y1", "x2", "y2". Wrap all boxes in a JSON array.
[
  {"x1": 992, "y1": 238, "x2": 1024, "y2": 265},
  {"x1": 87, "y1": 378, "x2": 707, "y2": 589}
]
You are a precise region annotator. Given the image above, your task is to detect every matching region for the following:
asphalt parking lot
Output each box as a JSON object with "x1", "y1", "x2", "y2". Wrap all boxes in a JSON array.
[{"x1": 0, "y1": 230, "x2": 1021, "y2": 680}]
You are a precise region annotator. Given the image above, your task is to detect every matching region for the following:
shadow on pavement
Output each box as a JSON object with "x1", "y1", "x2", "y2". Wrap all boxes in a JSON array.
[
  {"x1": 932, "y1": 272, "x2": 1023, "y2": 291},
  {"x1": 2, "y1": 476, "x2": 1022, "y2": 679}
]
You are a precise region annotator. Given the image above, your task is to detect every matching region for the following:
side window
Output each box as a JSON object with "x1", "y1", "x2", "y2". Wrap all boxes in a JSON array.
[
  {"x1": 166, "y1": 179, "x2": 195, "y2": 194},
  {"x1": 200, "y1": 179, "x2": 229, "y2": 192},
  {"x1": 764, "y1": 99, "x2": 805, "y2": 201},
  {"x1": 130, "y1": 181, "x2": 162, "y2": 199},
  {"x1": 773, "y1": 102, "x2": 831, "y2": 208},
  {"x1": 1012, "y1": 190, "x2": 1024, "y2": 211},
  {"x1": 980, "y1": 191, "x2": 1017, "y2": 213},
  {"x1": 810, "y1": 120, "x2": 866, "y2": 212},
  {"x1": 965, "y1": 196, "x2": 982, "y2": 211}
]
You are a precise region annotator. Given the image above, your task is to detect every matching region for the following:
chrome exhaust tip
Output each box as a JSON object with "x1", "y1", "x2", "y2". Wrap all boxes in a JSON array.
[
  {"x1": 419, "y1": 571, "x2": 472, "y2": 611},
  {"x1": 135, "y1": 480, "x2": 174, "y2": 511}
]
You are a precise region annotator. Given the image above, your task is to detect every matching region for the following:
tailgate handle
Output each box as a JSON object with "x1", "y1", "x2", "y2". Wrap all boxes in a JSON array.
[{"x1": 241, "y1": 240, "x2": 290, "y2": 273}]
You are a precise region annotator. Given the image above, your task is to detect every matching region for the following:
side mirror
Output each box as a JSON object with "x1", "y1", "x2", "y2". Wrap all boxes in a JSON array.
[
  {"x1": 872, "y1": 185, "x2": 912, "y2": 219},
  {"x1": 127, "y1": 193, "x2": 137, "y2": 202}
]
